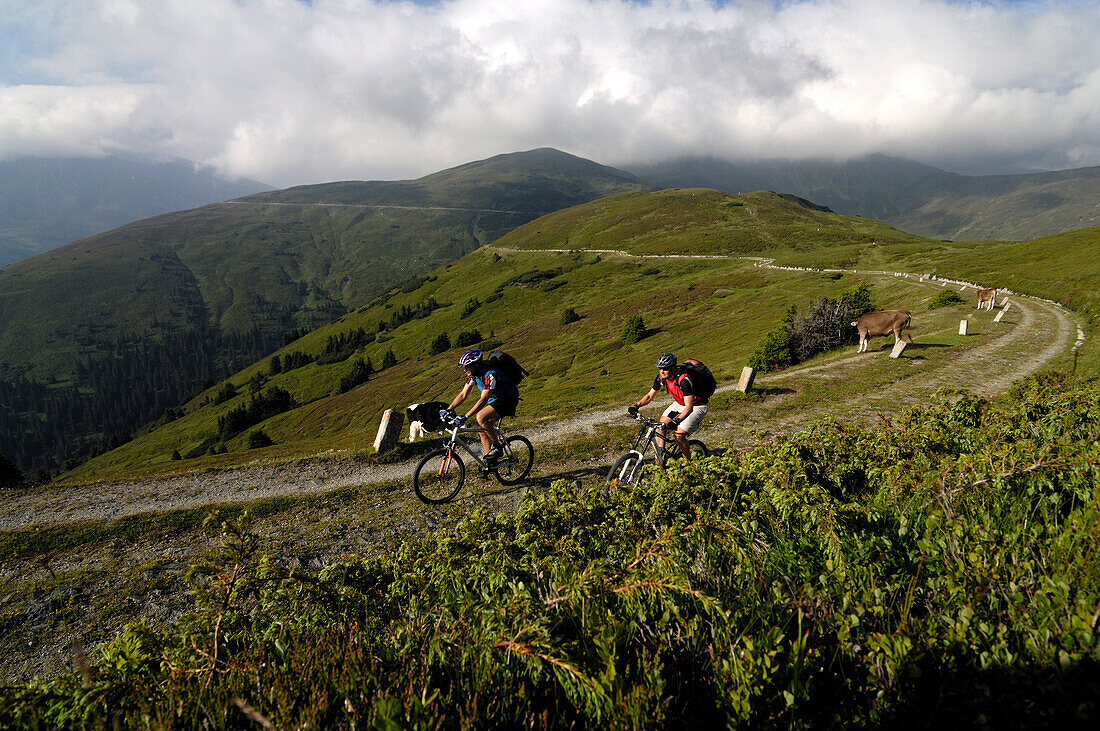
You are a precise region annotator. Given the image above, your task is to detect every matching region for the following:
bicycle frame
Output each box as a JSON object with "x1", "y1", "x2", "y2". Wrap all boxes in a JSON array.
[
  {"x1": 628, "y1": 415, "x2": 675, "y2": 465},
  {"x1": 440, "y1": 424, "x2": 507, "y2": 470}
]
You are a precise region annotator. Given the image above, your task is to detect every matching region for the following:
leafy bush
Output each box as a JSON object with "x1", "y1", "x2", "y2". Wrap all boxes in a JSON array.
[
  {"x1": 246, "y1": 430, "x2": 273, "y2": 449},
  {"x1": 747, "y1": 324, "x2": 794, "y2": 371},
  {"x1": 929, "y1": 289, "x2": 965, "y2": 309},
  {"x1": 7, "y1": 374, "x2": 1100, "y2": 728},
  {"x1": 281, "y1": 351, "x2": 314, "y2": 370},
  {"x1": 620, "y1": 313, "x2": 647, "y2": 344},
  {"x1": 211, "y1": 381, "x2": 237, "y2": 405},
  {"x1": 316, "y1": 327, "x2": 375, "y2": 365},
  {"x1": 749, "y1": 283, "x2": 877, "y2": 370},
  {"x1": 461, "y1": 298, "x2": 481, "y2": 318},
  {"x1": 560, "y1": 308, "x2": 581, "y2": 325},
  {"x1": 338, "y1": 357, "x2": 374, "y2": 393},
  {"x1": 429, "y1": 333, "x2": 451, "y2": 355},
  {"x1": 217, "y1": 387, "x2": 296, "y2": 441},
  {"x1": 381, "y1": 348, "x2": 397, "y2": 370},
  {"x1": 455, "y1": 330, "x2": 483, "y2": 348}
]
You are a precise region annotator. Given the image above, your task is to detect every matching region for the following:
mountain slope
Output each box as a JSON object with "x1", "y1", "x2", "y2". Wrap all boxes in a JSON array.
[
  {"x1": 0, "y1": 155, "x2": 272, "y2": 268},
  {"x1": 629, "y1": 154, "x2": 1100, "y2": 240},
  {"x1": 0, "y1": 149, "x2": 646, "y2": 475},
  {"x1": 63, "y1": 189, "x2": 934, "y2": 482}
]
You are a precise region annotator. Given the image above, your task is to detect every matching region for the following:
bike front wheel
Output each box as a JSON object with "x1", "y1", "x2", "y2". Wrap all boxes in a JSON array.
[
  {"x1": 413, "y1": 448, "x2": 466, "y2": 504},
  {"x1": 494, "y1": 435, "x2": 534, "y2": 485},
  {"x1": 607, "y1": 452, "x2": 647, "y2": 486}
]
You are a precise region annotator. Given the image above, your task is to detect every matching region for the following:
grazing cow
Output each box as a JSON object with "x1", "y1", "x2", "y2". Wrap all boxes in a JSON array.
[
  {"x1": 977, "y1": 288, "x2": 997, "y2": 310},
  {"x1": 851, "y1": 310, "x2": 913, "y2": 353},
  {"x1": 405, "y1": 401, "x2": 449, "y2": 441}
]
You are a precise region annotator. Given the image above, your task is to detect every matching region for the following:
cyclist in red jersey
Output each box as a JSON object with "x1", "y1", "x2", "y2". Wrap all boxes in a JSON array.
[{"x1": 627, "y1": 352, "x2": 709, "y2": 462}]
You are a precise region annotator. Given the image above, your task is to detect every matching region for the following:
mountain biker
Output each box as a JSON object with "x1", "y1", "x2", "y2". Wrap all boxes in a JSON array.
[
  {"x1": 627, "y1": 352, "x2": 708, "y2": 462},
  {"x1": 444, "y1": 348, "x2": 519, "y2": 465}
]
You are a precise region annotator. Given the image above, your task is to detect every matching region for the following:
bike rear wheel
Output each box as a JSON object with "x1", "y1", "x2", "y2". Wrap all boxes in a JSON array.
[
  {"x1": 607, "y1": 452, "x2": 647, "y2": 486},
  {"x1": 662, "y1": 439, "x2": 708, "y2": 464},
  {"x1": 494, "y1": 435, "x2": 534, "y2": 485},
  {"x1": 413, "y1": 448, "x2": 466, "y2": 504}
]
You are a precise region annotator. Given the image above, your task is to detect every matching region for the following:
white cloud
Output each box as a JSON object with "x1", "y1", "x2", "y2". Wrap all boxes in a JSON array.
[{"x1": 0, "y1": 0, "x2": 1098, "y2": 185}]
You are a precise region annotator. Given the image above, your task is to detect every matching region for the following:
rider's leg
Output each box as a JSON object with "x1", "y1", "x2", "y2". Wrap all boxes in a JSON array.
[
  {"x1": 657, "y1": 404, "x2": 679, "y2": 464},
  {"x1": 475, "y1": 404, "x2": 502, "y2": 457}
]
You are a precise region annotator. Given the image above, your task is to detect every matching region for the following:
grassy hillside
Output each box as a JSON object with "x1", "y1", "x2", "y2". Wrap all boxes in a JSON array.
[
  {"x1": 64, "y1": 190, "x2": 947, "y2": 482},
  {"x1": 0, "y1": 149, "x2": 645, "y2": 475},
  {"x1": 775, "y1": 225, "x2": 1100, "y2": 373},
  {"x1": 630, "y1": 154, "x2": 1100, "y2": 240}
]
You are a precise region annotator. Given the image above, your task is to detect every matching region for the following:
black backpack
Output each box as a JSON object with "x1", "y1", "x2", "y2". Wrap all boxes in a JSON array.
[
  {"x1": 485, "y1": 349, "x2": 529, "y2": 385},
  {"x1": 680, "y1": 358, "x2": 717, "y2": 400}
]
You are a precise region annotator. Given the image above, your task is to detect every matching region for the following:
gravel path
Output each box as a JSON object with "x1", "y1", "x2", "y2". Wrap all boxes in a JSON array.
[{"x1": 1, "y1": 264, "x2": 1080, "y2": 532}]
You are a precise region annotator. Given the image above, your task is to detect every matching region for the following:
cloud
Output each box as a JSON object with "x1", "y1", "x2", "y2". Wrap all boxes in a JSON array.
[{"x1": 1, "y1": 0, "x2": 1098, "y2": 185}]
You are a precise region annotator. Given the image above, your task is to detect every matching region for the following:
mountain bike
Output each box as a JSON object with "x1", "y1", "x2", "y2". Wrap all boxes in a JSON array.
[
  {"x1": 413, "y1": 417, "x2": 534, "y2": 504},
  {"x1": 606, "y1": 413, "x2": 709, "y2": 486}
]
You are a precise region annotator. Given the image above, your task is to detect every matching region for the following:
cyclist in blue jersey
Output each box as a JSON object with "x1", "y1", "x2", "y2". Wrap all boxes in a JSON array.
[{"x1": 444, "y1": 349, "x2": 520, "y2": 465}]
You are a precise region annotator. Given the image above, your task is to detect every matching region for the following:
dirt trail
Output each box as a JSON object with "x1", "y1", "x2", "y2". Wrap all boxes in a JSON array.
[{"x1": 1, "y1": 265, "x2": 1080, "y2": 531}]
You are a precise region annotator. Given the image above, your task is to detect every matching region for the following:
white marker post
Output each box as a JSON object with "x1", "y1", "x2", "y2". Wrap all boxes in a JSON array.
[
  {"x1": 890, "y1": 340, "x2": 907, "y2": 358},
  {"x1": 373, "y1": 409, "x2": 405, "y2": 453},
  {"x1": 994, "y1": 309, "x2": 1006, "y2": 322},
  {"x1": 737, "y1": 366, "x2": 756, "y2": 393},
  {"x1": 959, "y1": 320, "x2": 969, "y2": 336}
]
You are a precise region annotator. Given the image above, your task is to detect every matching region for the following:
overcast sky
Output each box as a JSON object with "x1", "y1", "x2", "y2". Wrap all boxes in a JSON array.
[{"x1": 2, "y1": 0, "x2": 1098, "y2": 187}]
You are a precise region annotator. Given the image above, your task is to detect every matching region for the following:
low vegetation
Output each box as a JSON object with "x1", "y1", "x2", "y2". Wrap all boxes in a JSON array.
[
  {"x1": 748, "y1": 283, "x2": 875, "y2": 371},
  {"x1": 3, "y1": 373, "x2": 1097, "y2": 726}
]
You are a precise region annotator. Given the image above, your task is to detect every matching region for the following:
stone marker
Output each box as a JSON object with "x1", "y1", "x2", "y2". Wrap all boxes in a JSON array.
[
  {"x1": 373, "y1": 408, "x2": 404, "y2": 453},
  {"x1": 737, "y1": 366, "x2": 756, "y2": 393},
  {"x1": 959, "y1": 319, "x2": 969, "y2": 335},
  {"x1": 1002, "y1": 301, "x2": 1011, "y2": 312},
  {"x1": 890, "y1": 340, "x2": 907, "y2": 358},
  {"x1": 994, "y1": 309, "x2": 1006, "y2": 322}
]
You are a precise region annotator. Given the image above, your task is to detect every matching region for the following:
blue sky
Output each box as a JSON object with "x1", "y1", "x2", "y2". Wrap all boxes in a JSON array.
[{"x1": 1, "y1": 0, "x2": 1098, "y2": 186}]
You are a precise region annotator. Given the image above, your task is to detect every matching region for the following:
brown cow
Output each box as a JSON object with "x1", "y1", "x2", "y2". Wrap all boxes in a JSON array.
[
  {"x1": 851, "y1": 310, "x2": 913, "y2": 353},
  {"x1": 977, "y1": 288, "x2": 997, "y2": 310}
]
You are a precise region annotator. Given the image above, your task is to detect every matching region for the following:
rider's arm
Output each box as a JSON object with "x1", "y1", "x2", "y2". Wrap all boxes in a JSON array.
[
  {"x1": 676, "y1": 394, "x2": 695, "y2": 422},
  {"x1": 464, "y1": 387, "x2": 491, "y2": 420},
  {"x1": 448, "y1": 381, "x2": 474, "y2": 412},
  {"x1": 635, "y1": 388, "x2": 659, "y2": 408}
]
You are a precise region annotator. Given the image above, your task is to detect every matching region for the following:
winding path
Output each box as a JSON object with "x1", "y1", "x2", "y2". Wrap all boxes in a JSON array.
[{"x1": 1, "y1": 259, "x2": 1081, "y2": 531}]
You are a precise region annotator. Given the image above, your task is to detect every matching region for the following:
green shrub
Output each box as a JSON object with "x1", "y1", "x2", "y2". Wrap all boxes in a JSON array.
[
  {"x1": 338, "y1": 357, "x2": 374, "y2": 393},
  {"x1": 211, "y1": 381, "x2": 237, "y2": 405},
  {"x1": 560, "y1": 308, "x2": 581, "y2": 325},
  {"x1": 620, "y1": 313, "x2": 647, "y2": 344},
  {"x1": 455, "y1": 330, "x2": 483, "y2": 348},
  {"x1": 429, "y1": 333, "x2": 451, "y2": 355},
  {"x1": 8, "y1": 374, "x2": 1100, "y2": 728},
  {"x1": 246, "y1": 430, "x2": 273, "y2": 449},
  {"x1": 929, "y1": 289, "x2": 965, "y2": 309},
  {"x1": 381, "y1": 348, "x2": 397, "y2": 369},
  {"x1": 747, "y1": 324, "x2": 794, "y2": 371}
]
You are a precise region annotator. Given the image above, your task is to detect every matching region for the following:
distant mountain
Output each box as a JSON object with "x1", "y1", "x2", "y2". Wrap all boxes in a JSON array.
[
  {"x1": 0, "y1": 155, "x2": 273, "y2": 268},
  {"x1": 628, "y1": 154, "x2": 1100, "y2": 240},
  {"x1": 0, "y1": 148, "x2": 645, "y2": 475}
]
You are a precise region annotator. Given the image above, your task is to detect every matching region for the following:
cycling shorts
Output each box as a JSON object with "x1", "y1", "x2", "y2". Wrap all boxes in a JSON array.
[{"x1": 663, "y1": 403, "x2": 707, "y2": 435}]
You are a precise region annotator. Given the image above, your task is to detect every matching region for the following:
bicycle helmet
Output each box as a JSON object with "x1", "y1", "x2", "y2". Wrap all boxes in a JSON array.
[
  {"x1": 655, "y1": 352, "x2": 677, "y2": 369},
  {"x1": 459, "y1": 348, "x2": 483, "y2": 367}
]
